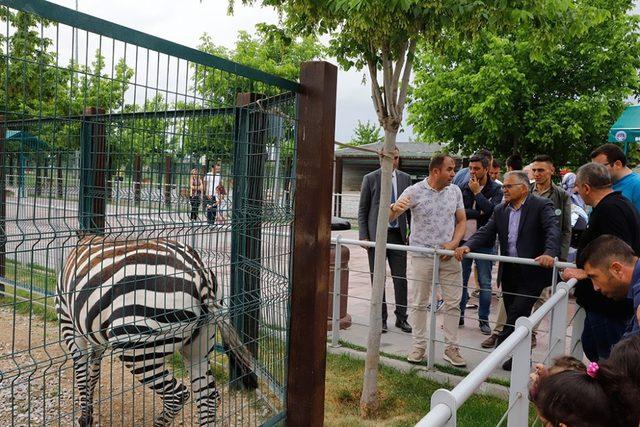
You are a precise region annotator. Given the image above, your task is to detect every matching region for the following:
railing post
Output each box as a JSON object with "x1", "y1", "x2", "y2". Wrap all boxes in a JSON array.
[
  {"x1": 330, "y1": 236, "x2": 343, "y2": 348},
  {"x1": 570, "y1": 306, "x2": 586, "y2": 360},
  {"x1": 508, "y1": 318, "x2": 533, "y2": 427},
  {"x1": 548, "y1": 282, "x2": 570, "y2": 360},
  {"x1": 431, "y1": 389, "x2": 456, "y2": 427},
  {"x1": 427, "y1": 252, "x2": 440, "y2": 370},
  {"x1": 0, "y1": 115, "x2": 5, "y2": 291}
]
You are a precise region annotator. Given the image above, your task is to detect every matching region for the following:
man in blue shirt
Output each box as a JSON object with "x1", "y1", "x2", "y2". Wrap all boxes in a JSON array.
[
  {"x1": 591, "y1": 143, "x2": 640, "y2": 213},
  {"x1": 580, "y1": 234, "x2": 640, "y2": 336}
]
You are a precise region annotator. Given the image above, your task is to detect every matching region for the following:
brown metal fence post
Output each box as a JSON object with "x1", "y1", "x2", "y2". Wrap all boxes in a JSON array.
[
  {"x1": 134, "y1": 155, "x2": 142, "y2": 204},
  {"x1": 164, "y1": 155, "x2": 172, "y2": 208},
  {"x1": 287, "y1": 61, "x2": 337, "y2": 426}
]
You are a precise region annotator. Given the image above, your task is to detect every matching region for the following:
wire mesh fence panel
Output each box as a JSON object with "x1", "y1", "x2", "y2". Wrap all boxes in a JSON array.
[{"x1": 0, "y1": 1, "x2": 301, "y2": 425}]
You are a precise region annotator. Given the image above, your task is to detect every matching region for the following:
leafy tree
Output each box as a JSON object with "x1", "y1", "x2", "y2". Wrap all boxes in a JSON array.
[
  {"x1": 193, "y1": 23, "x2": 323, "y2": 107},
  {"x1": 350, "y1": 120, "x2": 382, "y2": 146},
  {"x1": 232, "y1": 0, "x2": 587, "y2": 416},
  {"x1": 408, "y1": 0, "x2": 640, "y2": 167}
]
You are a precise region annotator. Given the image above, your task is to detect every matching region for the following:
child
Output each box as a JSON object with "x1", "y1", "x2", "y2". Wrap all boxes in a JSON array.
[
  {"x1": 531, "y1": 360, "x2": 640, "y2": 427},
  {"x1": 528, "y1": 356, "x2": 585, "y2": 402}
]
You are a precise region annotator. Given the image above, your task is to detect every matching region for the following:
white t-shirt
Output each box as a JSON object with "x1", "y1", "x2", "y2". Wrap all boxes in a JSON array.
[
  {"x1": 399, "y1": 180, "x2": 464, "y2": 249},
  {"x1": 204, "y1": 172, "x2": 221, "y2": 197}
]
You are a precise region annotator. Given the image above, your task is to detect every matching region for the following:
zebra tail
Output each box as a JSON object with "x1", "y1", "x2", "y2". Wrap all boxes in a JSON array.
[{"x1": 216, "y1": 318, "x2": 258, "y2": 389}]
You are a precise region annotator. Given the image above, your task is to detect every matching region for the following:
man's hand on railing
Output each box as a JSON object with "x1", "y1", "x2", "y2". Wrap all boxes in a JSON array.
[
  {"x1": 535, "y1": 255, "x2": 555, "y2": 268},
  {"x1": 440, "y1": 241, "x2": 459, "y2": 261},
  {"x1": 454, "y1": 246, "x2": 471, "y2": 262},
  {"x1": 360, "y1": 238, "x2": 370, "y2": 250},
  {"x1": 561, "y1": 267, "x2": 587, "y2": 281}
]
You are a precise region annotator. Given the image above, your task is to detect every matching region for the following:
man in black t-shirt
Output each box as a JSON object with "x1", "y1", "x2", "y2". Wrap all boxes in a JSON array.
[{"x1": 562, "y1": 163, "x2": 639, "y2": 361}]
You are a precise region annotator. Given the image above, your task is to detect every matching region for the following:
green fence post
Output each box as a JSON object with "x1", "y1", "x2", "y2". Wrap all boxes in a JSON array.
[
  {"x1": 164, "y1": 155, "x2": 172, "y2": 208},
  {"x1": 134, "y1": 155, "x2": 142, "y2": 205},
  {"x1": 230, "y1": 92, "x2": 265, "y2": 390},
  {"x1": 79, "y1": 107, "x2": 107, "y2": 235},
  {"x1": 0, "y1": 115, "x2": 6, "y2": 289}
]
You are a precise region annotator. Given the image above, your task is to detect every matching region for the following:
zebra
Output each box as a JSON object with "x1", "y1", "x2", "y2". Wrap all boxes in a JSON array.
[{"x1": 56, "y1": 235, "x2": 257, "y2": 426}]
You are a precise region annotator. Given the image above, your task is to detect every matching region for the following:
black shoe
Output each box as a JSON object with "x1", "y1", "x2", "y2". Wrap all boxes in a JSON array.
[
  {"x1": 382, "y1": 321, "x2": 388, "y2": 333},
  {"x1": 459, "y1": 317, "x2": 465, "y2": 327},
  {"x1": 502, "y1": 358, "x2": 512, "y2": 371},
  {"x1": 395, "y1": 319, "x2": 412, "y2": 333},
  {"x1": 479, "y1": 322, "x2": 492, "y2": 335}
]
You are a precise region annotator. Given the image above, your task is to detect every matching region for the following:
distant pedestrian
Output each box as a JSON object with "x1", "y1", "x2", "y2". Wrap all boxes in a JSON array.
[
  {"x1": 391, "y1": 154, "x2": 467, "y2": 367},
  {"x1": 358, "y1": 146, "x2": 412, "y2": 334},
  {"x1": 204, "y1": 164, "x2": 220, "y2": 225},
  {"x1": 490, "y1": 159, "x2": 502, "y2": 185},
  {"x1": 189, "y1": 168, "x2": 203, "y2": 220},
  {"x1": 506, "y1": 153, "x2": 523, "y2": 172},
  {"x1": 591, "y1": 143, "x2": 640, "y2": 212}
]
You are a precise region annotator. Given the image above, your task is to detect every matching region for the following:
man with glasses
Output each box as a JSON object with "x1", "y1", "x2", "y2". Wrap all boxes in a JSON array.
[
  {"x1": 562, "y1": 163, "x2": 639, "y2": 360},
  {"x1": 591, "y1": 143, "x2": 640, "y2": 212},
  {"x1": 358, "y1": 146, "x2": 412, "y2": 334},
  {"x1": 455, "y1": 171, "x2": 560, "y2": 370}
]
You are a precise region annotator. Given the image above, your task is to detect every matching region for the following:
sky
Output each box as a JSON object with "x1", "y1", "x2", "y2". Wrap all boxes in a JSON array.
[{"x1": 47, "y1": 0, "x2": 410, "y2": 143}]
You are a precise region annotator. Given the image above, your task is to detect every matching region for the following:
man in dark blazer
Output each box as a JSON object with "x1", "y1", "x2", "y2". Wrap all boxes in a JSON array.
[
  {"x1": 358, "y1": 146, "x2": 412, "y2": 333},
  {"x1": 455, "y1": 170, "x2": 561, "y2": 370}
]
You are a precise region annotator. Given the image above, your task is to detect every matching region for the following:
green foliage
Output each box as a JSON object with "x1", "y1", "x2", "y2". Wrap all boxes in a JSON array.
[
  {"x1": 350, "y1": 120, "x2": 382, "y2": 146},
  {"x1": 407, "y1": 0, "x2": 640, "y2": 167}
]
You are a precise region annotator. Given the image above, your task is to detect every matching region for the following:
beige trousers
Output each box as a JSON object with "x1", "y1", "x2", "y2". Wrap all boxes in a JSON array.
[{"x1": 409, "y1": 255, "x2": 462, "y2": 349}]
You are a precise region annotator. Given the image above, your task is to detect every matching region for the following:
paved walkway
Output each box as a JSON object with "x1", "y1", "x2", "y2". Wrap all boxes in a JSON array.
[{"x1": 330, "y1": 229, "x2": 579, "y2": 380}]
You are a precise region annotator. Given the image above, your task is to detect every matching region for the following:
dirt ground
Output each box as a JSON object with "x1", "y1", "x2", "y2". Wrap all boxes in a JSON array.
[{"x1": 0, "y1": 309, "x2": 279, "y2": 426}]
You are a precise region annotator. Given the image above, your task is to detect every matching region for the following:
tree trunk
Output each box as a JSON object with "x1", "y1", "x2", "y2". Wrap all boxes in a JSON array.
[{"x1": 360, "y1": 127, "x2": 397, "y2": 417}]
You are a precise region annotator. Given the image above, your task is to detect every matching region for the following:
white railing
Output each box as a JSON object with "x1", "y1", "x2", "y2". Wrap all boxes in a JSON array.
[{"x1": 329, "y1": 236, "x2": 585, "y2": 427}]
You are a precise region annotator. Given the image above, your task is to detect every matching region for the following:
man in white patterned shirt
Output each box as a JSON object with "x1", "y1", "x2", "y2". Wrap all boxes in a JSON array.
[{"x1": 390, "y1": 154, "x2": 467, "y2": 367}]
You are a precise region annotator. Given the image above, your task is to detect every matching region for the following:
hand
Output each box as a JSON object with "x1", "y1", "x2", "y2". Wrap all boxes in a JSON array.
[
  {"x1": 454, "y1": 246, "x2": 471, "y2": 262},
  {"x1": 535, "y1": 255, "x2": 555, "y2": 268},
  {"x1": 360, "y1": 238, "x2": 371, "y2": 250},
  {"x1": 439, "y1": 241, "x2": 458, "y2": 261},
  {"x1": 468, "y1": 176, "x2": 481, "y2": 195},
  {"x1": 529, "y1": 363, "x2": 547, "y2": 384},
  {"x1": 561, "y1": 268, "x2": 587, "y2": 281},
  {"x1": 392, "y1": 196, "x2": 411, "y2": 213}
]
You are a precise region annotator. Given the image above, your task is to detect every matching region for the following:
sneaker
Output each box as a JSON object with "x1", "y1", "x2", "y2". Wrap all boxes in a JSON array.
[
  {"x1": 465, "y1": 303, "x2": 478, "y2": 310},
  {"x1": 436, "y1": 299, "x2": 444, "y2": 311},
  {"x1": 443, "y1": 346, "x2": 466, "y2": 367},
  {"x1": 481, "y1": 333, "x2": 499, "y2": 349},
  {"x1": 471, "y1": 289, "x2": 480, "y2": 298},
  {"x1": 407, "y1": 347, "x2": 425, "y2": 364},
  {"x1": 479, "y1": 322, "x2": 492, "y2": 335}
]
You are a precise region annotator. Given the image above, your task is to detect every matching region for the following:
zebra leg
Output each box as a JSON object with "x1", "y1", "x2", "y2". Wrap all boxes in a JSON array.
[
  {"x1": 182, "y1": 325, "x2": 220, "y2": 426},
  {"x1": 60, "y1": 330, "x2": 97, "y2": 427},
  {"x1": 117, "y1": 349, "x2": 190, "y2": 427}
]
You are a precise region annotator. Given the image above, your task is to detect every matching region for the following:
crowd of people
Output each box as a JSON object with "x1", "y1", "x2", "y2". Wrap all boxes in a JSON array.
[
  {"x1": 189, "y1": 161, "x2": 227, "y2": 224},
  {"x1": 358, "y1": 143, "x2": 640, "y2": 382}
]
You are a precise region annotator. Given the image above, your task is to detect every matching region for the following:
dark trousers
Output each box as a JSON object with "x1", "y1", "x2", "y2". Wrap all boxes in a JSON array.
[
  {"x1": 367, "y1": 228, "x2": 408, "y2": 323},
  {"x1": 205, "y1": 196, "x2": 217, "y2": 224},
  {"x1": 189, "y1": 195, "x2": 201, "y2": 220},
  {"x1": 581, "y1": 310, "x2": 628, "y2": 361},
  {"x1": 497, "y1": 265, "x2": 544, "y2": 343}
]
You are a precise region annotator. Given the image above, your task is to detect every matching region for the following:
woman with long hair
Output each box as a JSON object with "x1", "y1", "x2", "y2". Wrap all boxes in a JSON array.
[{"x1": 189, "y1": 168, "x2": 203, "y2": 220}]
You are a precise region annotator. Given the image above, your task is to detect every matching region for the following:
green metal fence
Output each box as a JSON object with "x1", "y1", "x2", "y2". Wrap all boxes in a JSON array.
[{"x1": 0, "y1": 1, "x2": 322, "y2": 425}]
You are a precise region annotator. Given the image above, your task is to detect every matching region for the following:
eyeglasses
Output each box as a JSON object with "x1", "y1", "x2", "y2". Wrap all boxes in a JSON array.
[{"x1": 502, "y1": 183, "x2": 526, "y2": 190}]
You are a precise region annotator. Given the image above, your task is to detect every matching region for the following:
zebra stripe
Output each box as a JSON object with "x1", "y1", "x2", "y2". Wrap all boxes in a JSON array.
[{"x1": 56, "y1": 235, "x2": 257, "y2": 427}]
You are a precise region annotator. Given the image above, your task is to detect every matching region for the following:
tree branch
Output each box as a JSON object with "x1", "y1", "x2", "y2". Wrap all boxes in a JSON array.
[
  {"x1": 367, "y1": 57, "x2": 386, "y2": 123},
  {"x1": 391, "y1": 40, "x2": 408, "y2": 116},
  {"x1": 396, "y1": 37, "x2": 417, "y2": 118},
  {"x1": 381, "y1": 41, "x2": 395, "y2": 120}
]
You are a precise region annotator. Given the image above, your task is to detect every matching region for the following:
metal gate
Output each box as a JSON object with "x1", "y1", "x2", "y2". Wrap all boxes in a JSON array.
[{"x1": 0, "y1": 1, "x2": 337, "y2": 425}]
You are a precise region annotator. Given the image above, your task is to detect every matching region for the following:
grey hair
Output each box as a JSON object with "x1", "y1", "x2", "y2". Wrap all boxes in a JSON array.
[
  {"x1": 504, "y1": 171, "x2": 531, "y2": 187},
  {"x1": 576, "y1": 163, "x2": 612, "y2": 189}
]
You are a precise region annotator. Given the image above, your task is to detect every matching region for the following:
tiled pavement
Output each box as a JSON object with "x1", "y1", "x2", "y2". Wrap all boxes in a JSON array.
[{"x1": 330, "y1": 229, "x2": 580, "y2": 380}]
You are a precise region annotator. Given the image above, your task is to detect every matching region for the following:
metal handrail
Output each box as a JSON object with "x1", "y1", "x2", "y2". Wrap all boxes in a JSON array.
[
  {"x1": 416, "y1": 279, "x2": 578, "y2": 427},
  {"x1": 329, "y1": 236, "x2": 583, "y2": 426},
  {"x1": 332, "y1": 237, "x2": 576, "y2": 269}
]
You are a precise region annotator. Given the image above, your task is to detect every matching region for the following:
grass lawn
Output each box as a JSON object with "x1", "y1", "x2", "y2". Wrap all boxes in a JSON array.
[{"x1": 325, "y1": 352, "x2": 535, "y2": 426}]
